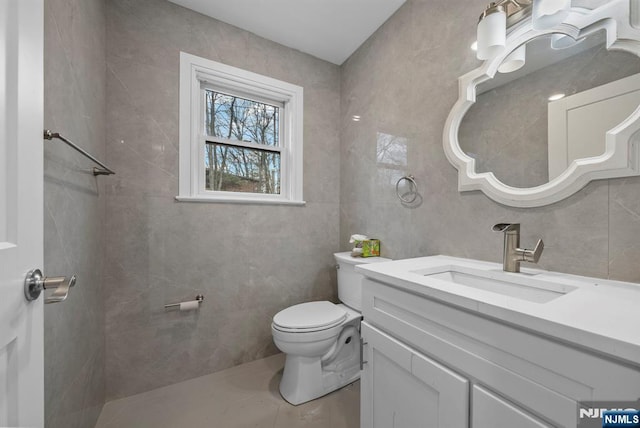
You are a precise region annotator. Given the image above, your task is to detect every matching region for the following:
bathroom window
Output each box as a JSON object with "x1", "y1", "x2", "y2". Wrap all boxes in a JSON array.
[{"x1": 177, "y1": 52, "x2": 304, "y2": 205}]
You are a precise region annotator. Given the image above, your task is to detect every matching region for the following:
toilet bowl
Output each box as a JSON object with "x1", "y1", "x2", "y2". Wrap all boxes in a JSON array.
[{"x1": 271, "y1": 252, "x2": 391, "y2": 405}]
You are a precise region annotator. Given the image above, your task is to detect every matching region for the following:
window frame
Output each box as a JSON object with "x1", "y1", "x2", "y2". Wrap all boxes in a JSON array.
[{"x1": 177, "y1": 52, "x2": 304, "y2": 205}]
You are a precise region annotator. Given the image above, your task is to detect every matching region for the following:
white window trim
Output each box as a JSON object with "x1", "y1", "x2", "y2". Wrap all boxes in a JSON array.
[{"x1": 177, "y1": 52, "x2": 305, "y2": 205}]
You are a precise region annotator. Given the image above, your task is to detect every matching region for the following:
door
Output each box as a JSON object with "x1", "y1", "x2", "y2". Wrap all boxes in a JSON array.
[
  {"x1": 548, "y1": 72, "x2": 640, "y2": 179},
  {"x1": 361, "y1": 322, "x2": 469, "y2": 428},
  {"x1": 472, "y1": 385, "x2": 553, "y2": 428},
  {"x1": 0, "y1": 0, "x2": 44, "y2": 426}
]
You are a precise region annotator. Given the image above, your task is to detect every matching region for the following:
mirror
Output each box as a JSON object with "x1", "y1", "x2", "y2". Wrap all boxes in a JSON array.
[
  {"x1": 444, "y1": 0, "x2": 640, "y2": 207},
  {"x1": 459, "y1": 31, "x2": 640, "y2": 189}
]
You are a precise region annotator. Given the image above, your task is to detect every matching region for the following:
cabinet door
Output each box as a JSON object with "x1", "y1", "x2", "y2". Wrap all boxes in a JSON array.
[
  {"x1": 361, "y1": 322, "x2": 469, "y2": 428},
  {"x1": 472, "y1": 385, "x2": 552, "y2": 428}
]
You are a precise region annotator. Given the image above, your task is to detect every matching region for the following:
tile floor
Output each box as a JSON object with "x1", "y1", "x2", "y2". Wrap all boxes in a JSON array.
[{"x1": 95, "y1": 353, "x2": 360, "y2": 428}]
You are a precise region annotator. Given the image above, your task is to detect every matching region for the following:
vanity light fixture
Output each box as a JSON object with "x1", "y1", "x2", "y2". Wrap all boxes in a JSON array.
[
  {"x1": 476, "y1": 2, "x2": 508, "y2": 60},
  {"x1": 549, "y1": 8, "x2": 591, "y2": 49},
  {"x1": 477, "y1": 0, "x2": 533, "y2": 60},
  {"x1": 476, "y1": 0, "x2": 570, "y2": 61},
  {"x1": 351, "y1": 115, "x2": 361, "y2": 122},
  {"x1": 532, "y1": 0, "x2": 571, "y2": 30},
  {"x1": 548, "y1": 93, "x2": 565, "y2": 101},
  {"x1": 497, "y1": 44, "x2": 526, "y2": 73}
]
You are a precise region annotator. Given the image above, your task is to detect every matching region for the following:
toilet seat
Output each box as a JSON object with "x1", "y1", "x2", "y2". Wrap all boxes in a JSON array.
[{"x1": 272, "y1": 301, "x2": 346, "y2": 333}]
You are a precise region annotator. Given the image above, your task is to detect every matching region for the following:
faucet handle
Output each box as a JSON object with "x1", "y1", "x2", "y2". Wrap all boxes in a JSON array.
[
  {"x1": 522, "y1": 239, "x2": 544, "y2": 263},
  {"x1": 492, "y1": 223, "x2": 520, "y2": 233}
]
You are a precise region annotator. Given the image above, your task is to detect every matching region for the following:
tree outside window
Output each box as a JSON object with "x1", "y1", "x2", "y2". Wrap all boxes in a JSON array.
[{"x1": 204, "y1": 90, "x2": 281, "y2": 195}]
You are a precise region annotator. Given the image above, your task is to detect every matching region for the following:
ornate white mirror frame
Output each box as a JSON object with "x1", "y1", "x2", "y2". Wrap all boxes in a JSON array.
[{"x1": 443, "y1": 0, "x2": 640, "y2": 207}]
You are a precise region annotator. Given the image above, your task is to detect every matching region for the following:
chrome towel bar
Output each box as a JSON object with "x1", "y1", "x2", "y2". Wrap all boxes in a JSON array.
[{"x1": 44, "y1": 129, "x2": 115, "y2": 176}]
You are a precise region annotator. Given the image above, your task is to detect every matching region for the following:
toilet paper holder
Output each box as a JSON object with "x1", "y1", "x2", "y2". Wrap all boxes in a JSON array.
[{"x1": 164, "y1": 294, "x2": 204, "y2": 310}]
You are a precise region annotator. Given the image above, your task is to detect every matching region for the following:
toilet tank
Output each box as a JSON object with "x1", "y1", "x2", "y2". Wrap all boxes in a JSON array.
[{"x1": 334, "y1": 252, "x2": 391, "y2": 311}]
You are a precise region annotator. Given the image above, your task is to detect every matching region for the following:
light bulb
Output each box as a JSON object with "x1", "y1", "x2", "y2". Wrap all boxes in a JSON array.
[
  {"x1": 498, "y1": 44, "x2": 526, "y2": 73},
  {"x1": 532, "y1": 0, "x2": 571, "y2": 30},
  {"x1": 477, "y1": 7, "x2": 507, "y2": 60}
]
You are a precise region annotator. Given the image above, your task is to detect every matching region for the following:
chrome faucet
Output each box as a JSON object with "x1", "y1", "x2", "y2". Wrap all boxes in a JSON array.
[{"x1": 492, "y1": 223, "x2": 544, "y2": 273}]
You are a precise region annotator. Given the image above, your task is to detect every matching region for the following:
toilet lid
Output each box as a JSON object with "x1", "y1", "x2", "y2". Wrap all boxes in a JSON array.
[{"x1": 273, "y1": 301, "x2": 347, "y2": 331}]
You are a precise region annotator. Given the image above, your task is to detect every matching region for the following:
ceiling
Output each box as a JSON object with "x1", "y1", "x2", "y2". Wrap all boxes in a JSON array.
[{"x1": 168, "y1": 0, "x2": 407, "y2": 65}]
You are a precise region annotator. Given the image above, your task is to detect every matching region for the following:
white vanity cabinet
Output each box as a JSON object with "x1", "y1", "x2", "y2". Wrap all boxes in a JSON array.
[
  {"x1": 360, "y1": 322, "x2": 468, "y2": 428},
  {"x1": 360, "y1": 276, "x2": 640, "y2": 428}
]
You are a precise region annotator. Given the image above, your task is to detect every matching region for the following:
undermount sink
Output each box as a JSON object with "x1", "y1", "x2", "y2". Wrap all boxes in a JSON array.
[
  {"x1": 418, "y1": 266, "x2": 578, "y2": 303},
  {"x1": 355, "y1": 255, "x2": 640, "y2": 365}
]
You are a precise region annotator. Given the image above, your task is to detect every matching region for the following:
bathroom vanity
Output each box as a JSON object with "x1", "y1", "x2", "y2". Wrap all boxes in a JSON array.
[{"x1": 356, "y1": 256, "x2": 640, "y2": 428}]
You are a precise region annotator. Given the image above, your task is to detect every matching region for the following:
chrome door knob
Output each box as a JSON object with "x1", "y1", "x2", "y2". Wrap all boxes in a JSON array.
[{"x1": 24, "y1": 269, "x2": 77, "y2": 304}]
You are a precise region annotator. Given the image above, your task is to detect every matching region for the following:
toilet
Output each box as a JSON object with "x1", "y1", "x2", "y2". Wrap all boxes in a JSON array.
[{"x1": 271, "y1": 251, "x2": 391, "y2": 405}]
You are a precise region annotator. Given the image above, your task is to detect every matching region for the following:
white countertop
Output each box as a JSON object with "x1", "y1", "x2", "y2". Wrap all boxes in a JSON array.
[{"x1": 356, "y1": 255, "x2": 640, "y2": 366}]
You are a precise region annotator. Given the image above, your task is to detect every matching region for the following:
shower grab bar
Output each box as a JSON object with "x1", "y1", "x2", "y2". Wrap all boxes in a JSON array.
[{"x1": 44, "y1": 129, "x2": 115, "y2": 176}]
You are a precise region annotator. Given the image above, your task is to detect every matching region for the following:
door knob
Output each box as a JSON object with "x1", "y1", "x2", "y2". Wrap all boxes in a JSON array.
[{"x1": 24, "y1": 269, "x2": 77, "y2": 304}]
